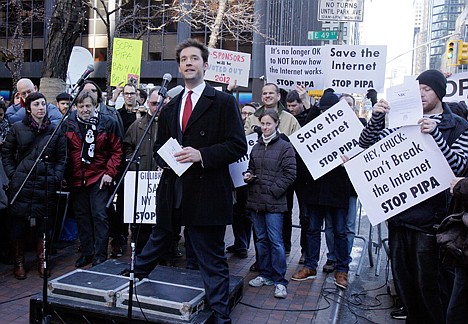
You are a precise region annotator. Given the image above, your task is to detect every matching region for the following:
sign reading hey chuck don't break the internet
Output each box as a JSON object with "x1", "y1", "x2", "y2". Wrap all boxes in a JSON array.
[
  {"x1": 344, "y1": 126, "x2": 454, "y2": 226},
  {"x1": 290, "y1": 100, "x2": 364, "y2": 179}
]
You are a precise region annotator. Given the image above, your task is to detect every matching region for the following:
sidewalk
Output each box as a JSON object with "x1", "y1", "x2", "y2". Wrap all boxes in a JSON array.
[{"x1": 0, "y1": 212, "x2": 401, "y2": 323}]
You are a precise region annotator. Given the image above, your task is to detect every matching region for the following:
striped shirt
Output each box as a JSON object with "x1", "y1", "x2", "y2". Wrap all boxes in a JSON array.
[{"x1": 359, "y1": 112, "x2": 468, "y2": 176}]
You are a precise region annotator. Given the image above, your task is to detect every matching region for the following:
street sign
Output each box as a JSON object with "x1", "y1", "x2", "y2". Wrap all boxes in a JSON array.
[
  {"x1": 308, "y1": 31, "x2": 339, "y2": 40},
  {"x1": 318, "y1": 0, "x2": 364, "y2": 22}
]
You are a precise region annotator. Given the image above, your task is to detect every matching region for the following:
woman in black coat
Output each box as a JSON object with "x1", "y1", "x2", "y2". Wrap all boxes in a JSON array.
[
  {"x1": 244, "y1": 109, "x2": 296, "y2": 299},
  {"x1": 2, "y1": 92, "x2": 66, "y2": 279}
]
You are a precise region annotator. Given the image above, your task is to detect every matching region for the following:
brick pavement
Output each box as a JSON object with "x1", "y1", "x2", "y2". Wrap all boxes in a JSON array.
[{"x1": 0, "y1": 214, "x2": 401, "y2": 323}]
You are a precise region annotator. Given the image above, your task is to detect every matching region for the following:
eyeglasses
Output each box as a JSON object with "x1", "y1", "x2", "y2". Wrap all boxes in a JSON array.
[
  {"x1": 241, "y1": 112, "x2": 254, "y2": 116},
  {"x1": 124, "y1": 92, "x2": 136, "y2": 96}
]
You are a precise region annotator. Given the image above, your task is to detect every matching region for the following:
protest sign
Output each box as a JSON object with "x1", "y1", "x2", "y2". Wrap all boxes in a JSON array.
[
  {"x1": 229, "y1": 133, "x2": 258, "y2": 188},
  {"x1": 110, "y1": 38, "x2": 143, "y2": 87},
  {"x1": 265, "y1": 45, "x2": 324, "y2": 91},
  {"x1": 205, "y1": 48, "x2": 251, "y2": 87},
  {"x1": 123, "y1": 170, "x2": 162, "y2": 224},
  {"x1": 322, "y1": 45, "x2": 387, "y2": 93},
  {"x1": 345, "y1": 126, "x2": 454, "y2": 226},
  {"x1": 445, "y1": 71, "x2": 468, "y2": 104},
  {"x1": 290, "y1": 100, "x2": 364, "y2": 179}
]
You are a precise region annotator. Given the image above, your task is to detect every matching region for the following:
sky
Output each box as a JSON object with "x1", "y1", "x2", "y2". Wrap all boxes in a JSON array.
[{"x1": 361, "y1": 0, "x2": 415, "y2": 86}]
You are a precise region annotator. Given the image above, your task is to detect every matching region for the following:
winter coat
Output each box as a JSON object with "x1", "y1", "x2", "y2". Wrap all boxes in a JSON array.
[
  {"x1": 304, "y1": 164, "x2": 351, "y2": 209},
  {"x1": 61, "y1": 111, "x2": 123, "y2": 187},
  {"x1": 246, "y1": 133, "x2": 296, "y2": 213},
  {"x1": 6, "y1": 102, "x2": 63, "y2": 126},
  {"x1": 2, "y1": 116, "x2": 66, "y2": 219},
  {"x1": 123, "y1": 112, "x2": 158, "y2": 171},
  {"x1": 153, "y1": 84, "x2": 247, "y2": 230},
  {"x1": 244, "y1": 103, "x2": 301, "y2": 136}
]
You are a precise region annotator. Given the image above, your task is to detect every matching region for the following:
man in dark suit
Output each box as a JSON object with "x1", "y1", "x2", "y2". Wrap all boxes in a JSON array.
[{"x1": 134, "y1": 39, "x2": 247, "y2": 323}]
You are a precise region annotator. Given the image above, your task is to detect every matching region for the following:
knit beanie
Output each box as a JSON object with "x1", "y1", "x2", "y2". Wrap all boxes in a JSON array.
[
  {"x1": 416, "y1": 69, "x2": 447, "y2": 101},
  {"x1": 56, "y1": 92, "x2": 72, "y2": 102},
  {"x1": 319, "y1": 91, "x2": 339, "y2": 111}
]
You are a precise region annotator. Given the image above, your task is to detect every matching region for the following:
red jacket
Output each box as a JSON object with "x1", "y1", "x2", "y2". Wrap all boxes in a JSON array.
[{"x1": 62, "y1": 111, "x2": 123, "y2": 187}]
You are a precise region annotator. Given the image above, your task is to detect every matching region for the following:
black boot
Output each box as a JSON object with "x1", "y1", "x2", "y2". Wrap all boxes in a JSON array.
[{"x1": 14, "y1": 240, "x2": 26, "y2": 280}]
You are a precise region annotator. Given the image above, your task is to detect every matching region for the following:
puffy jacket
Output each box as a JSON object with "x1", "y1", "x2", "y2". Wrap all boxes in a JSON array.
[
  {"x1": 6, "y1": 102, "x2": 63, "y2": 126},
  {"x1": 246, "y1": 133, "x2": 296, "y2": 213},
  {"x1": 2, "y1": 117, "x2": 66, "y2": 219},
  {"x1": 62, "y1": 111, "x2": 123, "y2": 187}
]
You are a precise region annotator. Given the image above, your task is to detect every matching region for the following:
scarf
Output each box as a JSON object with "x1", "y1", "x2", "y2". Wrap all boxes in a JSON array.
[
  {"x1": 28, "y1": 114, "x2": 51, "y2": 133},
  {"x1": 262, "y1": 130, "x2": 277, "y2": 145},
  {"x1": 77, "y1": 114, "x2": 99, "y2": 164}
]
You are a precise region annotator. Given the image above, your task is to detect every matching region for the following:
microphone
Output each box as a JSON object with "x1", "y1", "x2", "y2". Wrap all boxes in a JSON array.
[
  {"x1": 156, "y1": 73, "x2": 173, "y2": 104},
  {"x1": 161, "y1": 73, "x2": 172, "y2": 89},
  {"x1": 75, "y1": 64, "x2": 95, "y2": 88}
]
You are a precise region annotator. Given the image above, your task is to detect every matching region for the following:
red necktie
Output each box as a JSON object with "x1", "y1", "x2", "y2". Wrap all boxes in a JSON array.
[{"x1": 182, "y1": 90, "x2": 193, "y2": 133}]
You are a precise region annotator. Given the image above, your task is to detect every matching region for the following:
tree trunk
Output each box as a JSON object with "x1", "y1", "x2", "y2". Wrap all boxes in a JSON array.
[
  {"x1": 1, "y1": 0, "x2": 25, "y2": 87},
  {"x1": 39, "y1": 0, "x2": 85, "y2": 102},
  {"x1": 208, "y1": 0, "x2": 227, "y2": 48},
  {"x1": 38, "y1": 78, "x2": 67, "y2": 104}
]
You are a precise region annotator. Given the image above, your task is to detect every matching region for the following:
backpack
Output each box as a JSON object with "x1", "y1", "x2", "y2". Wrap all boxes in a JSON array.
[{"x1": 436, "y1": 211, "x2": 468, "y2": 265}]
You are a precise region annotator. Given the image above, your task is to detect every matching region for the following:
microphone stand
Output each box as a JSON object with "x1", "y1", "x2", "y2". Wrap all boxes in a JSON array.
[
  {"x1": 106, "y1": 86, "x2": 168, "y2": 322},
  {"x1": 41, "y1": 155, "x2": 50, "y2": 324},
  {"x1": 9, "y1": 81, "x2": 87, "y2": 324}
]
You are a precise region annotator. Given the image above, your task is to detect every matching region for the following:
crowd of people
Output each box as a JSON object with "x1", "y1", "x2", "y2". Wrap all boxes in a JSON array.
[{"x1": 0, "y1": 38, "x2": 467, "y2": 323}]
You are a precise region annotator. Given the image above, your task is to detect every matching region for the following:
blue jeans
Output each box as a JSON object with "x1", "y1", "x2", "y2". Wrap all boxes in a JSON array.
[
  {"x1": 325, "y1": 196, "x2": 357, "y2": 263},
  {"x1": 250, "y1": 211, "x2": 288, "y2": 286},
  {"x1": 305, "y1": 205, "x2": 349, "y2": 272}
]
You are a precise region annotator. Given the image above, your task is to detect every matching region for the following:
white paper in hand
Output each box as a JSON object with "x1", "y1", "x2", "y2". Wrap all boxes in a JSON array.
[{"x1": 157, "y1": 137, "x2": 193, "y2": 177}]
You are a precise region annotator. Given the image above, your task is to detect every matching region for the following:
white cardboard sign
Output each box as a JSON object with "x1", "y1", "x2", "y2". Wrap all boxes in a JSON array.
[
  {"x1": 345, "y1": 126, "x2": 454, "y2": 226},
  {"x1": 229, "y1": 133, "x2": 258, "y2": 188},
  {"x1": 321, "y1": 44, "x2": 387, "y2": 93},
  {"x1": 123, "y1": 170, "x2": 162, "y2": 224},
  {"x1": 445, "y1": 71, "x2": 468, "y2": 104},
  {"x1": 265, "y1": 45, "x2": 324, "y2": 91},
  {"x1": 205, "y1": 48, "x2": 251, "y2": 87},
  {"x1": 290, "y1": 100, "x2": 364, "y2": 179}
]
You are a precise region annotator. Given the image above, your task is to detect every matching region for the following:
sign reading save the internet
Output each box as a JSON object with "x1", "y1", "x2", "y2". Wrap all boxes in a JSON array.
[
  {"x1": 290, "y1": 100, "x2": 364, "y2": 179},
  {"x1": 321, "y1": 44, "x2": 387, "y2": 93},
  {"x1": 345, "y1": 126, "x2": 454, "y2": 226},
  {"x1": 205, "y1": 48, "x2": 251, "y2": 87}
]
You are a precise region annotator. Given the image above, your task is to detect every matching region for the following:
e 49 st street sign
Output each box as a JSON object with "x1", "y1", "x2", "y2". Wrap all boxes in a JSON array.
[{"x1": 308, "y1": 31, "x2": 339, "y2": 40}]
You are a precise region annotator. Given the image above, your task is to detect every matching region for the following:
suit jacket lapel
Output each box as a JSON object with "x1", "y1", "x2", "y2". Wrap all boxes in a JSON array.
[
  {"x1": 168, "y1": 95, "x2": 183, "y2": 143},
  {"x1": 184, "y1": 85, "x2": 215, "y2": 132}
]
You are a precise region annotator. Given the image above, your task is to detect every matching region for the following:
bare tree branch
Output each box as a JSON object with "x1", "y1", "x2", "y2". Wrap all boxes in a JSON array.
[{"x1": 153, "y1": 0, "x2": 270, "y2": 47}]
